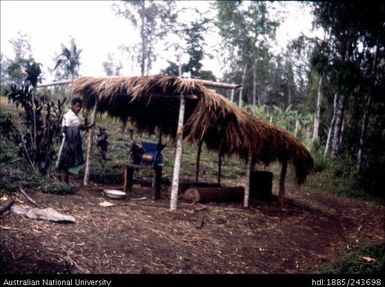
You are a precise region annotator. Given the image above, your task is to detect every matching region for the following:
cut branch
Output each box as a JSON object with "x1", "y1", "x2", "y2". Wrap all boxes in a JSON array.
[{"x1": 19, "y1": 187, "x2": 43, "y2": 208}]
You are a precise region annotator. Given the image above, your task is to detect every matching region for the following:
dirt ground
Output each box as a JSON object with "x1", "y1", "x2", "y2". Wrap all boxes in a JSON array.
[{"x1": 0, "y1": 179, "x2": 384, "y2": 274}]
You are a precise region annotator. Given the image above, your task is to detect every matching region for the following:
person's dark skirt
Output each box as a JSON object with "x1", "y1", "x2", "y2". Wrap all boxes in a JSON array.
[{"x1": 58, "y1": 126, "x2": 84, "y2": 174}]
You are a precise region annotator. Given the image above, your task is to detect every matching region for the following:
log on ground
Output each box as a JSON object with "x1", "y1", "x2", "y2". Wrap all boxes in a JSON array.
[{"x1": 183, "y1": 187, "x2": 245, "y2": 203}]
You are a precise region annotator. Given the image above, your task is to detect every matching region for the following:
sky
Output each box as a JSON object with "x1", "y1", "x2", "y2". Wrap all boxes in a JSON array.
[{"x1": 1, "y1": 1, "x2": 322, "y2": 82}]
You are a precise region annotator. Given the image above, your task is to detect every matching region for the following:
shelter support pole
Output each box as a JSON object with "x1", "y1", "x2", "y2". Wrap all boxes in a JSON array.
[
  {"x1": 195, "y1": 139, "x2": 203, "y2": 183},
  {"x1": 230, "y1": 87, "x2": 235, "y2": 102},
  {"x1": 238, "y1": 88, "x2": 243, "y2": 108},
  {"x1": 83, "y1": 98, "x2": 98, "y2": 186},
  {"x1": 170, "y1": 94, "x2": 186, "y2": 211},
  {"x1": 243, "y1": 154, "x2": 252, "y2": 208},
  {"x1": 217, "y1": 153, "x2": 222, "y2": 186},
  {"x1": 278, "y1": 161, "x2": 288, "y2": 209}
]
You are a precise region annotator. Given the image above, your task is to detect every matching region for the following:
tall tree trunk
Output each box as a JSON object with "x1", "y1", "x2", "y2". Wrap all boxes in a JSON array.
[
  {"x1": 332, "y1": 39, "x2": 352, "y2": 160},
  {"x1": 357, "y1": 95, "x2": 372, "y2": 172},
  {"x1": 170, "y1": 94, "x2": 185, "y2": 211},
  {"x1": 312, "y1": 74, "x2": 323, "y2": 147},
  {"x1": 339, "y1": 109, "x2": 346, "y2": 147},
  {"x1": 324, "y1": 93, "x2": 338, "y2": 158},
  {"x1": 238, "y1": 88, "x2": 243, "y2": 108},
  {"x1": 357, "y1": 37, "x2": 378, "y2": 173},
  {"x1": 257, "y1": 89, "x2": 260, "y2": 106},
  {"x1": 140, "y1": 1, "x2": 146, "y2": 76},
  {"x1": 332, "y1": 94, "x2": 347, "y2": 160},
  {"x1": 238, "y1": 63, "x2": 248, "y2": 108},
  {"x1": 288, "y1": 86, "x2": 292, "y2": 106},
  {"x1": 252, "y1": 59, "x2": 257, "y2": 111}
]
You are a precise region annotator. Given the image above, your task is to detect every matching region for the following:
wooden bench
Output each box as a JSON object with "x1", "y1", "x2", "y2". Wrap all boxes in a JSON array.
[{"x1": 123, "y1": 164, "x2": 162, "y2": 200}]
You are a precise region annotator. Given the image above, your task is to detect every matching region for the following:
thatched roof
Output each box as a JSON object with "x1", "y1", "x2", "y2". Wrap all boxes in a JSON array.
[{"x1": 71, "y1": 75, "x2": 313, "y2": 184}]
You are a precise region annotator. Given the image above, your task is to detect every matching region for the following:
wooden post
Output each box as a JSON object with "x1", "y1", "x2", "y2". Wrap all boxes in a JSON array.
[
  {"x1": 170, "y1": 94, "x2": 185, "y2": 211},
  {"x1": 195, "y1": 139, "x2": 203, "y2": 182},
  {"x1": 83, "y1": 97, "x2": 98, "y2": 186},
  {"x1": 123, "y1": 166, "x2": 134, "y2": 194},
  {"x1": 154, "y1": 167, "x2": 162, "y2": 200},
  {"x1": 243, "y1": 155, "x2": 252, "y2": 208},
  {"x1": 278, "y1": 161, "x2": 288, "y2": 209},
  {"x1": 230, "y1": 87, "x2": 235, "y2": 102},
  {"x1": 217, "y1": 153, "x2": 222, "y2": 186}
]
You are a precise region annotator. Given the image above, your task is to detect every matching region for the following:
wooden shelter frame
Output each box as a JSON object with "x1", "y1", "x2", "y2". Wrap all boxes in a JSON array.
[{"x1": 37, "y1": 77, "x2": 251, "y2": 211}]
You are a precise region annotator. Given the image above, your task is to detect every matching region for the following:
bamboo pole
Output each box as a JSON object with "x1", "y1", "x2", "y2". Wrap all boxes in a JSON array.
[
  {"x1": 195, "y1": 139, "x2": 203, "y2": 182},
  {"x1": 192, "y1": 79, "x2": 242, "y2": 89},
  {"x1": 83, "y1": 98, "x2": 98, "y2": 186},
  {"x1": 243, "y1": 155, "x2": 252, "y2": 208},
  {"x1": 37, "y1": 79, "x2": 73, "y2": 88},
  {"x1": 278, "y1": 161, "x2": 288, "y2": 209},
  {"x1": 37, "y1": 78, "x2": 242, "y2": 90},
  {"x1": 170, "y1": 94, "x2": 185, "y2": 211}
]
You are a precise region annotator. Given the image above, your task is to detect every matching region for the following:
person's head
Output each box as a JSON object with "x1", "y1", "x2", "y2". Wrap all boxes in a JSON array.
[{"x1": 71, "y1": 97, "x2": 83, "y2": 115}]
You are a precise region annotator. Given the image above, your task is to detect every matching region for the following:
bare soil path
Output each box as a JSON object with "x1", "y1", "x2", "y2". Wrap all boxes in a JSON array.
[{"x1": 1, "y1": 181, "x2": 384, "y2": 274}]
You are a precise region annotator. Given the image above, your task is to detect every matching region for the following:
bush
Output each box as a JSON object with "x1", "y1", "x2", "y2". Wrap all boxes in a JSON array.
[
  {"x1": 311, "y1": 150, "x2": 332, "y2": 172},
  {"x1": 318, "y1": 243, "x2": 385, "y2": 274},
  {"x1": 40, "y1": 180, "x2": 74, "y2": 195},
  {"x1": 307, "y1": 152, "x2": 378, "y2": 201}
]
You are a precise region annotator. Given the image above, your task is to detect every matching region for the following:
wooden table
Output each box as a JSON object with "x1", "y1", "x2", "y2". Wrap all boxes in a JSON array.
[{"x1": 123, "y1": 164, "x2": 162, "y2": 200}]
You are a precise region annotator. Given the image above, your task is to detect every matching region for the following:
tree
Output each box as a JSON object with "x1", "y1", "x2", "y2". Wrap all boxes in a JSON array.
[
  {"x1": 4, "y1": 32, "x2": 34, "y2": 86},
  {"x1": 311, "y1": 1, "x2": 385, "y2": 196},
  {"x1": 312, "y1": 2, "x2": 385, "y2": 160},
  {"x1": 102, "y1": 53, "x2": 122, "y2": 76},
  {"x1": 1, "y1": 61, "x2": 66, "y2": 175},
  {"x1": 215, "y1": 1, "x2": 279, "y2": 106},
  {"x1": 308, "y1": 39, "x2": 329, "y2": 148},
  {"x1": 53, "y1": 38, "x2": 82, "y2": 81},
  {"x1": 161, "y1": 17, "x2": 217, "y2": 81},
  {"x1": 114, "y1": 0, "x2": 177, "y2": 76},
  {"x1": 1, "y1": 53, "x2": 8, "y2": 91}
]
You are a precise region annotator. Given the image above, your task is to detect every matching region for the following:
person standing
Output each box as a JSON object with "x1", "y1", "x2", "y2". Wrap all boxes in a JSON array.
[{"x1": 56, "y1": 97, "x2": 93, "y2": 184}]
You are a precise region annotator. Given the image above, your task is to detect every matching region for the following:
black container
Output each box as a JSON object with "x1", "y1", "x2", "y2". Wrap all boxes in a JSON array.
[{"x1": 249, "y1": 171, "x2": 273, "y2": 201}]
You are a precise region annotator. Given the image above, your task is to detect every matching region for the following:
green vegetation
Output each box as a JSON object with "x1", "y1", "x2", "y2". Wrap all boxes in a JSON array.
[{"x1": 318, "y1": 243, "x2": 385, "y2": 274}]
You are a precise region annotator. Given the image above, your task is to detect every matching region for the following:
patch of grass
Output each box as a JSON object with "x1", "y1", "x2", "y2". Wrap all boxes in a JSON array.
[
  {"x1": 40, "y1": 180, "x2": 74, "y2": 195},
  {"x1": 306, "y1": 152, "x2": 381, "y2": 202},
  {"x1": 318, "y1": 243, "x2": 385, "y2": 274}
]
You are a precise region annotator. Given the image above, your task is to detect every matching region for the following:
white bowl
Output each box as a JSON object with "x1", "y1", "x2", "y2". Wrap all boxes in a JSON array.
[{"x1": 103, "y1": 189, "x2": 127, "y2": 199}]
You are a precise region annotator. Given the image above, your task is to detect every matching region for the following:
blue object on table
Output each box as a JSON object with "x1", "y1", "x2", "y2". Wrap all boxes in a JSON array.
[{"x1": 141, "y1": 141, "x2": 166, "y2": 168}]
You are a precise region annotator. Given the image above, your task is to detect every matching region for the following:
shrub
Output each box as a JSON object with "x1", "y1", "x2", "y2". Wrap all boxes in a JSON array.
[{"x1": 318, "y1": 243, "x2": 385, "y2": 274}]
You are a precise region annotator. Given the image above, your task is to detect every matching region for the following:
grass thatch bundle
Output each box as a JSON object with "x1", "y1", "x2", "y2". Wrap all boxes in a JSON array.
[{"x1": 71, "y1": 75, "x2": 313, "y2": 184}]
